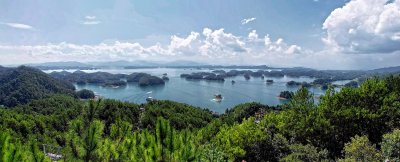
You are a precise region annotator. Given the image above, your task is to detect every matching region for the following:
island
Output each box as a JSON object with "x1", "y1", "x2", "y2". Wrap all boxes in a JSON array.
[
  {"x1": 50, "y1": 71, "x2": 165, "y2": 87},
  {"x1": 279, "y1": 91, "x2": 294, "y2": 100},
  {"x1": 180, "y1": 72, "x2": 225, "y2": 81}
]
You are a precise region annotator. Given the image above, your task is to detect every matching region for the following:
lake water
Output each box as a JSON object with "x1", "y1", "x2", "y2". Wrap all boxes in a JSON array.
[{"x1": 45, "y1": 68, "x2": 348, "y2": 113}]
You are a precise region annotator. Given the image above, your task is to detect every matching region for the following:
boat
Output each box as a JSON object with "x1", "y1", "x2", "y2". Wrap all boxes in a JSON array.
[
  {"x1": 231, "y1": 80, "x2": 235, "y2": 84},
  {"x1": 146, "y1": 97, "x2": 154, "y2": 102}
]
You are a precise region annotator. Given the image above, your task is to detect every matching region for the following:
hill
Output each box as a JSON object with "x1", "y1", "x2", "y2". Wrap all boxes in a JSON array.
[
  {"x1": 25, "y1": 61, "x2": 91, "y2": 67},
  {"x1": 0, "y1": 66, "x2": 76, "y2": 107},
  {"x1": 369, "y1": 66, "x2": 400, "y2": 74}
]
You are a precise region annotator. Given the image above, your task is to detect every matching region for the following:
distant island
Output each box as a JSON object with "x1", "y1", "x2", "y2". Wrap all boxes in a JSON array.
[{"x1": 50, "y1": 71, "x2": 165, "y2": 87}]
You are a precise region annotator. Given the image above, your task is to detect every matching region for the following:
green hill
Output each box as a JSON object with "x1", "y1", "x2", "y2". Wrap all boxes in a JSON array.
[{"x1": 0, "y1": 66, "x2": 76, "y2": 107}]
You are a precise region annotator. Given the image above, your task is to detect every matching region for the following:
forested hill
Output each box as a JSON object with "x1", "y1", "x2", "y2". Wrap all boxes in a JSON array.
[{"x1": 0, "y1": 66, "x2": 76, "y2": 107}]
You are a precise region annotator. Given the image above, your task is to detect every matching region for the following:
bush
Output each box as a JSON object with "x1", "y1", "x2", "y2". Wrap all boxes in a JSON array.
[{"x1": 381, "y1": 129, "x2": 400, "y2": 161}]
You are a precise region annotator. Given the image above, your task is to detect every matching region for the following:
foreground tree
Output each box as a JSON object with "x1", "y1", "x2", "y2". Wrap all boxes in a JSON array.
[
  {"x1": 341, "y1": 135, "x2": 381, "y2": 162},
  {"x1": 381, "y1": 129, "x2": 400, "y2": 161}
]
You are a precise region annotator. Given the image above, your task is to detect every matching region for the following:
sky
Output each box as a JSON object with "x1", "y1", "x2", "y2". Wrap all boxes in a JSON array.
[{"x1": 0, "y1": 0, "x2": 400, "y2": 69}]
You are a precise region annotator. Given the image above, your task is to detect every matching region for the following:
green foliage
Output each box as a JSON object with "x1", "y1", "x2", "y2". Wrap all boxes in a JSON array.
[
  {"x1": 76, "y1": 89, "x2": 95, "y2": 99},
  {"x1": 281, "y1": 144, "x2": 328, "y2": 162},
  {"x1": 28, "y1": 139, "x2": 49, "y2": 162},
  {"x1": 214, "y1": 117, "x2": 267, "y2": 161},
  {"x1": 222, "y1": 102, "x2": 271, "y2": 125},
  {"x1": 0, "y1": 131, "x2": 51, "y2": 162},
  {"x1": 381, "y1": 129, "x2": 400, "y2": 161},
  {"x1": 342, "y1": 135, "x2": 382, "y2": 162},
  {"x1": 0, "y1": 131, "x2": 24, "y2": 162},
  {"x1": 199, "y1": 143, "x2": 225, "y2": 162},
  {"x1": 141, "y1": 100, "x2": 214, "y2": 130},
  {"x1": 0, "y1": 66, "x2": 75, "y2": 107}
]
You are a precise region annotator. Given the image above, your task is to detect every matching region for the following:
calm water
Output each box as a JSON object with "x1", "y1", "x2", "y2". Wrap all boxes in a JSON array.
[{"x1": 45, "y1": 68, "x2": 348, "y2": 113}]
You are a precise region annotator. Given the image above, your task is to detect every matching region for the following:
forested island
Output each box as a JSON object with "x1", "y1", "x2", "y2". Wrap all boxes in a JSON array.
[
  {"x1": 50, "y1": 70, "x2": 165, "y2": 87},
  {"x1": 178, "y1": 67, "x2": 400, "y2": 87}
]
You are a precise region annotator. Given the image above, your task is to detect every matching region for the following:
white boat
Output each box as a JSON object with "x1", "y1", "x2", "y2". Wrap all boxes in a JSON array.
[{"x1": 146, "y1": 97, "x2": 154, "y2": 102}]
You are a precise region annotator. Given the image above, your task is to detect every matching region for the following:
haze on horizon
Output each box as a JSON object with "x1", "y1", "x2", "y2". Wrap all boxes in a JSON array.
[{"x1": 0, "y1": 0, "x2": 400, "y2": 70}]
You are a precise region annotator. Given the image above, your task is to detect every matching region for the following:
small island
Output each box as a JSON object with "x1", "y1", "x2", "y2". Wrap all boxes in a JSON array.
[
  {"x1": 102, "y1": 80, "x2": 127, "y2": 88},
  {"x1": 76, "y1": 89, "x2": 95, "y2": 99},
  {"x1": 138, "y1": 76, "x2": 165, "y2": 86},
  {"x1": 286, "y1": 81, "x2": 311, "y2": 87},
  {"x1": 279, "y1": 91, "x2": 294, "y2": 100},
  {"x1": 244, "y1": 74, "x2": 250, "y2": 80},
  {"x1": 180, "y1": 72, "x2": 225, "y2": 81}
]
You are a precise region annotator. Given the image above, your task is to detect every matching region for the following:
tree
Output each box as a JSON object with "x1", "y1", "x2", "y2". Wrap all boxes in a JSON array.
[
  {"x1": 342, "y1": 135, "x2": 381, "y2": 162},
  {"x1": 281, "y1": 144, "x2": 328, "y2": 162},
  {"x1": 64, "y1": 119, "x2": 105, "y2": 162},
  {"x1": 83, "y1": 120, "x2": 104, "y2": 162},
  {"x1": 0, "y1": 132, "x2": 25, "y2": 162},
  {"x1": 381, "y1": 129, "x2": 400, "y2": 161},
  {"x1": 28, "y1": 140, "x2": 49, "y2": 162}
]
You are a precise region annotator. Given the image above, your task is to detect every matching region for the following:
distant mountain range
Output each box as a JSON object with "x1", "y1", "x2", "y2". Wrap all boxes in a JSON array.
[
  {"x1": 25, "y1": 61, "x2": 91, "y2": 67},
  {"x1": 14, "y1": 61, "x2": 400, "y2": 73},
  {"x1": 24, "y1": 60, "x2": 207, "y2": 69},
  {"x1": 370, "y1": 66, "x2": 400, "y2": 74}
]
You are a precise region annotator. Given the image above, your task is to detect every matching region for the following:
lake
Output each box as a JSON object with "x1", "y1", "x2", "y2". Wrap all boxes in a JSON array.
[{"x1": 45, "y1": 68, "x2": 348, "y2": 113}]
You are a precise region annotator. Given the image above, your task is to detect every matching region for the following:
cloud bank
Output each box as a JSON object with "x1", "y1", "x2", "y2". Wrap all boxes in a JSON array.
[
  {"x1": 323, "y1": 0, "x2": 400, "y2": 54},
  {"x1": 0, "y1": 28, "x2": 309, "y2": 66}
]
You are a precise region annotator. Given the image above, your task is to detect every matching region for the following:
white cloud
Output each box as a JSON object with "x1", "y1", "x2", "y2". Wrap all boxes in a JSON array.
[
  {"x1": 241, "y1": 17, "x2": 256, "y2": 25},
  {"x1": 82, "y1": 21, "x2": 101, "y2": 25},
  {"x1": 168, "y1": 32, "x2": 200, "y2": 55},
  {"x1": 0, "y1": 28, "x2": 307, "y2": 66},
  {"x1": 82, "y1": 16, "x2": 100, "y2": 25},
  {"x1": 85, "y1": 16, "x2": 96, "y2": 20},
  {"x1": 323, "y1": 0, "x2": 400, "y2": 54},
  {"x1": 0, "y1": 22, "x2": 34, "y2": 30},
  {"x1": 200, "y1": 28, "x2": 247, "y2": 57}
]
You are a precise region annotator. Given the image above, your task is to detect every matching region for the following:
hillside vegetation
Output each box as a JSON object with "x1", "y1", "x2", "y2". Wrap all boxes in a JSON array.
[{"x1": 0, "y1": 66, "x2": 76, "y2": 107}]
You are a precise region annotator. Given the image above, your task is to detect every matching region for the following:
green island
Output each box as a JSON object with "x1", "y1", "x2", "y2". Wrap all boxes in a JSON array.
[{"x1": 0, "y1": 66, "x2": 399, "y2": 162}]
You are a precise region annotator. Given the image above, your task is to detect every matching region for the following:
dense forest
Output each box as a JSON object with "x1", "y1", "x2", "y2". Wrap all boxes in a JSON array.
[
  {"x1": 0, "y1": 67, "x2": 399, "y2": 161},
  {"x1": 0, "y1": 66, "x2": 76, "y2": 107}
]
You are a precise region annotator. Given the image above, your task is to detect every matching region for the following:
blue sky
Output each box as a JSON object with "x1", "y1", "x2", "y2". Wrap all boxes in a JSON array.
[{"x1": 1, "y1": 0, "x2": 400, "y2": 69}]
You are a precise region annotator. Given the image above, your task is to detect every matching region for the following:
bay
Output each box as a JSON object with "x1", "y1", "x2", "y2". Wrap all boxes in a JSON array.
[{"x1": 45, "y1": 68, "x2": 347, "y2": 113}]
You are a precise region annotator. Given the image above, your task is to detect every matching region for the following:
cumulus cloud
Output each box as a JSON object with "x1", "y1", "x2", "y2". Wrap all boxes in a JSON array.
[
  {"x1": 323, "y1": 0, "x2": 400, "y2": 54},
  {"x1": 241, "y1": 17, "x2": 256, "y2": 25},
  {"x1": 200, "y1": 28, "x2": 247, "y2": 58},
  {"x1": 0, "y1": 28, "x2": 306, "y2": 66},
  {"x1": 0, "y1": 22, "x2": 34, "y2": 30}
]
